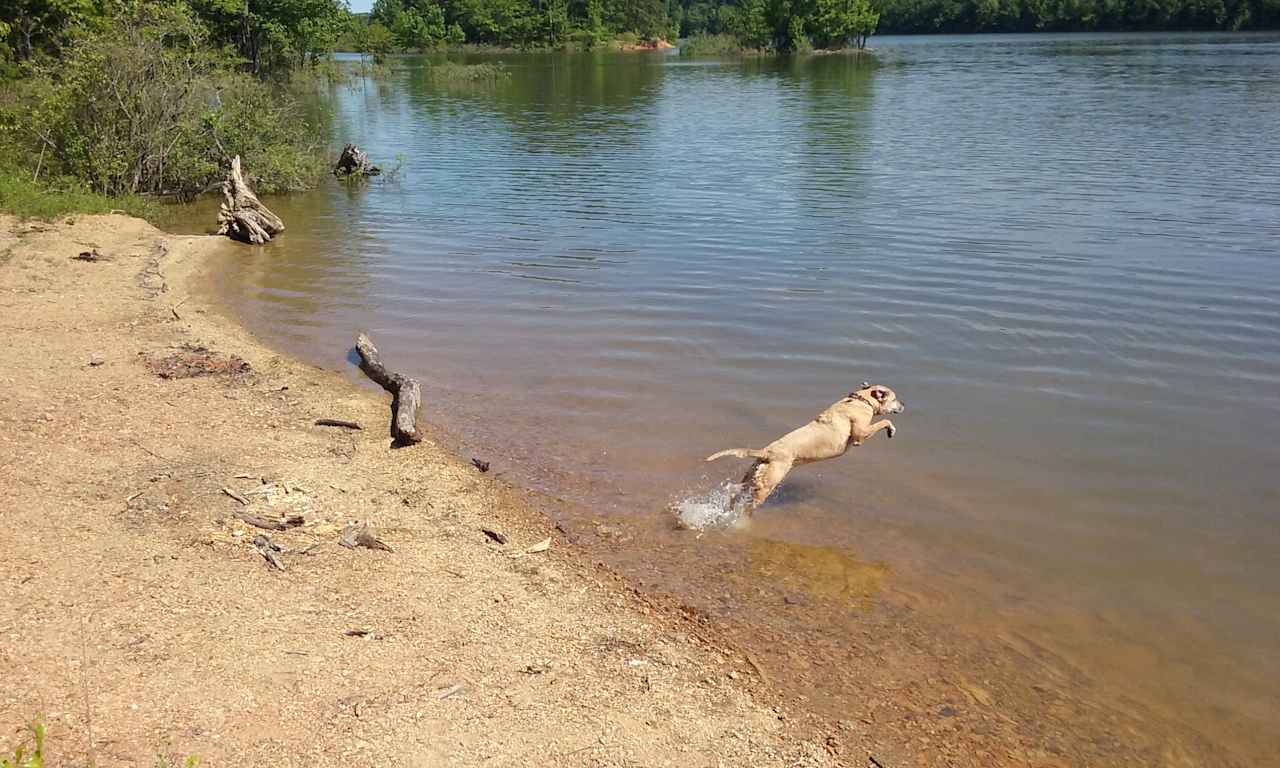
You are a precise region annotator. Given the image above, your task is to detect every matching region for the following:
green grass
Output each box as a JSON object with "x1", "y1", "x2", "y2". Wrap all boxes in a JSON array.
[
  {"x1": 0, "y1": 167, "x2": 158, "y2": 220},
  {"x1": 0, "y1": 719, "x2": 198, "y2": 768},
  {"x1": 1, "y1": 720, "x2": 44, "y2": 768}
]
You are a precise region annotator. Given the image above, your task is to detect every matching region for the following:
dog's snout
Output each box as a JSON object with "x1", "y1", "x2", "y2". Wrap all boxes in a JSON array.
[{"x1": 894, "y1": 401, "x2": 906, "y2": 413}]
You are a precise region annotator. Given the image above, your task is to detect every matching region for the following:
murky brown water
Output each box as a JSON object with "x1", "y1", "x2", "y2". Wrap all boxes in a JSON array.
[{"x1": 172, "y1": 33, "x2": 1280, "y2": 764}]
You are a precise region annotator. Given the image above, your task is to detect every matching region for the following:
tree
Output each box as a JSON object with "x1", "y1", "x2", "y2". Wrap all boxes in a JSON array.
[
  {"x1": 3, "y1": 0, "x2": 94, "y2": 60},
  {"x1": 188, "y1": 0, "x2": 350, "y2": 74},
  {"x1": 392, "y1": 4, "x2": 447, "y2": 49},
  {"x1": 810, "y1": 0, "x2": 879, "y2": 47},
  {"x1": 731, "y1": 0, "x2": 773, "y2": 47},
  {"x1": 364, "y1": 20, "x2": 394, "y2": 60}
]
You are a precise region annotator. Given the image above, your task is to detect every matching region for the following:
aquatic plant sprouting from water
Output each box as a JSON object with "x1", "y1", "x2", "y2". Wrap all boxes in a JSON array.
[{"x1": 425, "y1": 62, "x2": 510, "y2": 84}]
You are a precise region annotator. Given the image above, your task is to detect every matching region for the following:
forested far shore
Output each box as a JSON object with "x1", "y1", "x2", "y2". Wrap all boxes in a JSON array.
[{"x1": 674, "y1": 0, "x2": 1279, "y2": 39}]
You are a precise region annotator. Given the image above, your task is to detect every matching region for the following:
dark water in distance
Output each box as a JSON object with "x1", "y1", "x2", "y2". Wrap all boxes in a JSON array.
[{"x1": 183, "y1": 33, "x2": 1280, "y2": 763}]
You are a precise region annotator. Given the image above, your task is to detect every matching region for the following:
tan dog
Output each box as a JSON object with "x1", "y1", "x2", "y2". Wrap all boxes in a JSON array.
[{"x1": 706, "y1": 383, "x2": 905, "y2": 510}]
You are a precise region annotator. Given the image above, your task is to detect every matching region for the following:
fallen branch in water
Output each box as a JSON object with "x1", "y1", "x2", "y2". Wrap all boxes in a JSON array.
[{"x1": 354, "y1": 333, "x2": 422, "y2": 445}]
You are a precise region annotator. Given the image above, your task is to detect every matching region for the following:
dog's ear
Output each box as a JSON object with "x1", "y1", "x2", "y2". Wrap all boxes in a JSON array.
[
  {"x1": 870, "y1": 388, "x2": 887, "y2": 401},
  {"x1": 861, "y1": 381, "x2": 870, "y2": 389}
]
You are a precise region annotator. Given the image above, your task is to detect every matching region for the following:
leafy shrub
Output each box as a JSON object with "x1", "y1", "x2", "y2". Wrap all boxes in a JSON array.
[{"x1": 1, "y1": 2, "x2": 326, "y2": 200}]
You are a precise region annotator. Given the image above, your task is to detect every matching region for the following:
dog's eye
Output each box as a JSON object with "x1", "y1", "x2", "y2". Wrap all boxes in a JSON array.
[{"x1": 871, "y1": 389, "x2": 886, "y2": 400}]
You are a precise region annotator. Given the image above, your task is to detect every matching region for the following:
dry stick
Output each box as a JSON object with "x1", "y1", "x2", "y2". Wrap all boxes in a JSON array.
[
  {"x1": 253, "y1": 534, "x2": 286, "y2": 571},
  {"x1": 33, "y1": 144, "x2": 45, "y2": 183},
  {"x1": 131, "y1": 439, "x2": 173, "y2": 463},
  {"x1": 354, "y1": 333, "x2": 422, "y2": 445},
  {"x1": 221, "y1": 487, "x2": 250, "y2": 505},
  {"x1": 745, "y1": 653, "x2": 769, "y2": 685},
  {"x1": 236, "y1": 511, "x2": 304, "y2": 531},
  {"x1": 170, "y1": 296, "x2": 188, "y2": 320},
  {"x1": 315, "y1": 418, "x2": 363, "y2": 430},
  {"x1": 80, "y1": 613, "x2": 97, "y2": 768}
]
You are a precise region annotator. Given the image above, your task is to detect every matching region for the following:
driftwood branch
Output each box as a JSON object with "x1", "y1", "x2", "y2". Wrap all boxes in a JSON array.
[
  {"x1": 216, "y1": 156, "x2": 284, "y2": 245},
  {"x1": 315, "y1": 418, "x2": 362, "y2": 430},
  {"x1": 340, "y1": 522, "x2": 393, "y2": 552},
  {"x1": 236, "y1": 511, "x2": 305, "y2": 531},
  {"x1": 252, "y1": 534, "x2": 286, "y2": 571},
  {"x1": 355, "y1": 333, "x2": 422, "y2": 445}
]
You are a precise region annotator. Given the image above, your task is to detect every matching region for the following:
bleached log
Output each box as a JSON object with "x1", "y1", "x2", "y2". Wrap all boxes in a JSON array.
[
  {"x1": 216, "y1": 156, "x2": 284, "y2": 245},
  {"x1": 355, "y1": 333, "x2": 422, "y2": 445}
]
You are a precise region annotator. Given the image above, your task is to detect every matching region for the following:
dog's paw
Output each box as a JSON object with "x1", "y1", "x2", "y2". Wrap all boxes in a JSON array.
[{"x1": 887, "y1": 424, "x2": 897, "y2": 438}]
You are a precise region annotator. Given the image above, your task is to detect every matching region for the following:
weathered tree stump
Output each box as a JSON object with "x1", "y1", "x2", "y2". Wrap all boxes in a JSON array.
[
  {"x1": 354, "y1": 333, "x2": 422, "y2": 445},
  {"x1": 334, "y1": 144, "x2": 381, "y2": 178},
  {"x1": 216, "y1": 156, "x2": 285, "y2": 244}
]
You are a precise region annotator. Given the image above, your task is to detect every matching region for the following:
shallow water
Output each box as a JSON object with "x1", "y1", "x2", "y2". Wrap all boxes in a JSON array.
[{"x1": 178, "y1": 33, "x2": 1280, "y2": 763}]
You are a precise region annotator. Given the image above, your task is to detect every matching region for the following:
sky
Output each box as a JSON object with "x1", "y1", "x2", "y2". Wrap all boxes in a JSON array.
[{"x1": 349, "y1": 0, "x2": 373, "y2": 12}]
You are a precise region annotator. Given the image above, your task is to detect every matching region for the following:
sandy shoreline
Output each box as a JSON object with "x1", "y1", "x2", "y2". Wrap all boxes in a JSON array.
[
  {"x1": 0, "y1": 215, "x2": 846, "y2": 766},
  {"x1": 0, "y1": 214, "x2": 1251, "y2": 768}
]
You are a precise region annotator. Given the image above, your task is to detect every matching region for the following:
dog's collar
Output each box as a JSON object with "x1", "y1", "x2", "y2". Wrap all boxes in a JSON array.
[{"x1": 849, "y1": 392, "x2": 880, "y2": 412}]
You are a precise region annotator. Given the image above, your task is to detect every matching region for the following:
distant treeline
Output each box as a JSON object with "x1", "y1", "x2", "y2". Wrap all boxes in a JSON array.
[
  {"x1": 354, "y1": 0, "x2": 879, "y2": 53},
  {"x1": 675, "y1": 0, "x2": 1280, "y2": 36},
  {"x1": 351, "y1": 0, "x2": 676, "y2": 51}
]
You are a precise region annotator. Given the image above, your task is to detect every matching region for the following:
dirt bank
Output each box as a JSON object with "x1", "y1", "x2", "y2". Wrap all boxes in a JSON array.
[{"x1": 0, "y1": 215, "x2": 838, "y2": 766}]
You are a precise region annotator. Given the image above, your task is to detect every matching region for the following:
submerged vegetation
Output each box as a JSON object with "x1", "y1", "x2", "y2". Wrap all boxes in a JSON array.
[{"x1": 426, "y1": 61, "x2": 511, "y2": 82}]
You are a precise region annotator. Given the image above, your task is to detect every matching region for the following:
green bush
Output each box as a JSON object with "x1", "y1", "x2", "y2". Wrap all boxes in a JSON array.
[{"x1": 0, "y1": 2, "x2": 327, "y2": 201}]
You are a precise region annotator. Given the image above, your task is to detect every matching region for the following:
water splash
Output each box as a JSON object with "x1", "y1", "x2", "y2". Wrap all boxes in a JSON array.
[{"x1": 671, "y1": 480, "x2": 752, "y2": 531}]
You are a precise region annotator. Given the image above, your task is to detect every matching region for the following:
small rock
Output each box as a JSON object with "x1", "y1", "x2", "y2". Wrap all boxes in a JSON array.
[{"x1": 89, "y1": 354, "x2": 105, "y2": 367}]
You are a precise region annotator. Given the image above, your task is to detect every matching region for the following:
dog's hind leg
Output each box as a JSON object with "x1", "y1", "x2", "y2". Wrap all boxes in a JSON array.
[{"x1": 740, "y1": 457, "x2": 795, "y2": 509}]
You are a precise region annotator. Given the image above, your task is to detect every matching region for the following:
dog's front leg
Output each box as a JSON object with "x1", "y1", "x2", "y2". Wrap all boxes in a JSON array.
[{"x1": 854, "y1": 420, "x2": 896, "y2": 443}]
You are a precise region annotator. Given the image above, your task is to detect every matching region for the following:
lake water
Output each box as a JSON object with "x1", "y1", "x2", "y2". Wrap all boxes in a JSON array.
[{"x1": 184, "y1": 34, "x2": 1280, "y2": 765}]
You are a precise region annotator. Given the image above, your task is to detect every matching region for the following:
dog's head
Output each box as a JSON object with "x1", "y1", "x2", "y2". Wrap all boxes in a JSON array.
[{"x1": 850, "y1": 382, "x2": 905, "y2": 415}]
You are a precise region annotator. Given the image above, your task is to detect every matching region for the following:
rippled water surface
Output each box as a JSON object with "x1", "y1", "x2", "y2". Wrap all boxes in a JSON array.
[{"x1": 183, "y1": 33, "x2": 1280, "y2": 763}]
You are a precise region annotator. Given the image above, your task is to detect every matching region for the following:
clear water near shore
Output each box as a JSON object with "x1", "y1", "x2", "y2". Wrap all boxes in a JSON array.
[{"x1": 172, "y1": 32, "x2": 1280, "y2": 764}]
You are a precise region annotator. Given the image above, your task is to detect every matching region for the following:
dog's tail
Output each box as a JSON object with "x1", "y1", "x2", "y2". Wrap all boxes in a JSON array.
[{"x1": 705, "y1": 448, "x2": 769, "y2": 462}]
